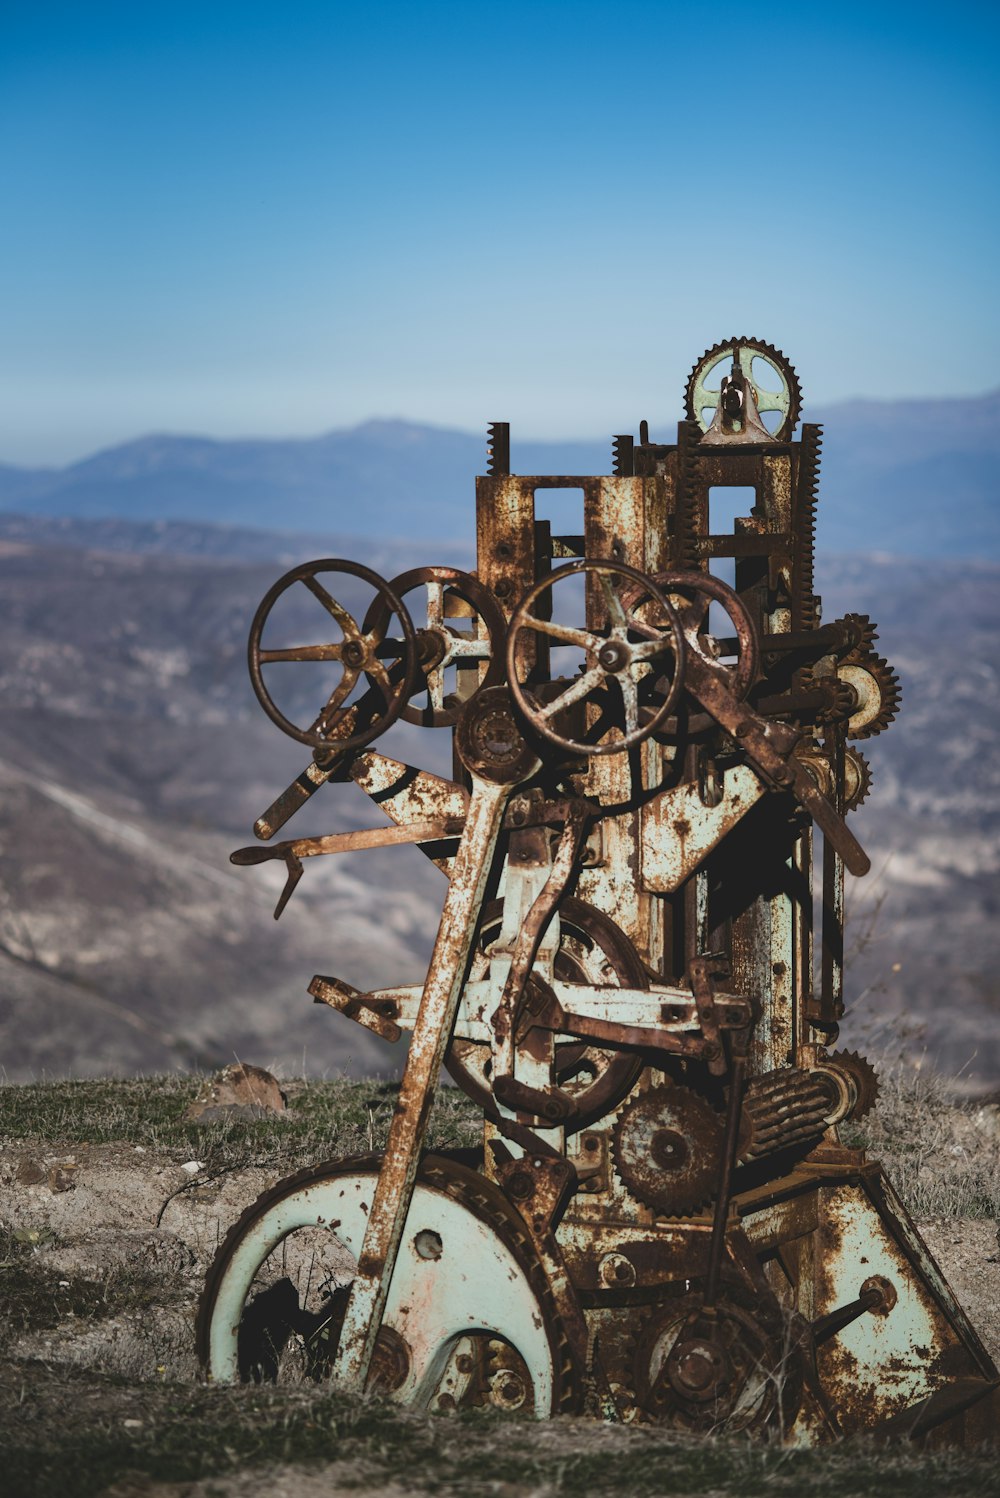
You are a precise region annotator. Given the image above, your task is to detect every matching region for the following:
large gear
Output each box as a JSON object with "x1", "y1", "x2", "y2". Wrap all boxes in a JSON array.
[
  {"x1": 611, "y1": 1085, "x2": 723, "y2": 1216},
  {"x1": 817, "y1": 615, "x2": 900, "y2": 740},
  {"x1": 685, "y1": 337, "x2": 802, "y2": 442},
  {"x1": 196, "y1": 1153, "x2": 583, "y2": 1415}
]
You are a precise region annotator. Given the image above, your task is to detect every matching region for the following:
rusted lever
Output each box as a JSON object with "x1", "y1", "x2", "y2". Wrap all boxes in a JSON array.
[
  {"x1": 682, "y1": 650, "x2": 870, "y2": 878},
  {"x1": 232, "y1": 816, "x2": 468, "y2": 918}
]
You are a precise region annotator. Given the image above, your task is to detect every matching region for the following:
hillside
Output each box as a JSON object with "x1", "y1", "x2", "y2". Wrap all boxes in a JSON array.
[
  {"x1": 0, "y1": 518, "x2": 996, "y2": 1088},
  {"x1": 0, "y1": 389, "x2": 998, "y2": 558}
]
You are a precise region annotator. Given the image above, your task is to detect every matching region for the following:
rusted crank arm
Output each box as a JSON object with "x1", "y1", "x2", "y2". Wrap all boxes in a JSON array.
[
  {"x1": 253, "y1": 749, "x2": 349, "y2": 841},
  {"x1": 309, "y1": 974, "x2": 402, "y2": 1043},
  {"x1": 233, "y1": 816, "x2": 467, "y2": 868},
  {"x1": 683, "y1": 652, "x2": 870, "y2": 878},
  {"x1": 232, "y1": 816, "x2": 468, "y2": 919},
  {"x1": 329, "y1": 773, "x2": 514, "y2": 1393}
]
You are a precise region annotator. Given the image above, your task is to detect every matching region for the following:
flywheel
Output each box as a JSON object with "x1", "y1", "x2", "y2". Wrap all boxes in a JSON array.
[{"x1": 196, "y1": 1153, "x2": 582, "y2": 1415}]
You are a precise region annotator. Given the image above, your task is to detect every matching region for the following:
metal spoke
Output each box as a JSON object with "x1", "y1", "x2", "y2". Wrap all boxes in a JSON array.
[
  {"x1": 425, "y1": 581, "x2": 445, "y2": 629},
  {"x1": 753, "y1": 385, "x2": 790, "y2": 413},
  {"x1": 301, "y1": 574, "x2": 360, "y2": 636},
  {"x1": 618, "y1": 669, "x2": 640, "y2": 734},
  {"x1": 312, "y1": 668, "x2": 359, "y2": 731},
  {"x1": 365, "y1": 658, "x2": 395, "y2": 704},
  {"x1": 536, "y1": 666, "x2": 605, "y2": 721},
  {"x1": 631, "y1": 633, "x2": 675, "y2": 662},
  {"x1": 598, "y1": 570, "x2": 628, "y2": 629},
  {"x1": 259, "y1": 643, "x2": 343, "y2": 663},
  {"x1": 427, "y1": 665, "x2": 446, "y2": 712},
  {"x1": 523, "y1": 614, "x2": 598, "y2": 650},
  {"x1": 445, "y1": 633, "x2": 492, "y2": 660}
]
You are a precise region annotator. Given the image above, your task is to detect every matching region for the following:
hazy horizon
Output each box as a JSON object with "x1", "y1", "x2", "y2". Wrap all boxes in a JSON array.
[
  {"x1": 2, "y1": 2, "x2": 996, "y2": 467},
  {"x1": 4, "y1": 383, "x2": 999, "y2": 473}
]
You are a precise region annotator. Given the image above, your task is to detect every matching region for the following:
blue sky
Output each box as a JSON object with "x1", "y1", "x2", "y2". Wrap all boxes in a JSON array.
[{"x1": 1, "y1": 1, "x2": 997, "y2": 464}]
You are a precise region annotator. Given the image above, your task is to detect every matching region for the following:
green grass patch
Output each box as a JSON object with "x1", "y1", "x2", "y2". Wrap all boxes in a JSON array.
[
  {"x1": 2, "y1": 1370, "x2": 998, "y2": 1498},
  {"x1": 0, "y1": 1074, "x2": 482, "y2": 1174}
]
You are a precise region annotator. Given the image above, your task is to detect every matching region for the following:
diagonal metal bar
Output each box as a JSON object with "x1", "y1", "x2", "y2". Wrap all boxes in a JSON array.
[
  {"x1": 536, "y1": 666, "x2": 605, "y2": 721},
  {"x1": 301, "y1": 574, "x2": 360, "y2": 635},
  {"x1": 329, "y1": 774, "x2": 513, "y2": 1392}
]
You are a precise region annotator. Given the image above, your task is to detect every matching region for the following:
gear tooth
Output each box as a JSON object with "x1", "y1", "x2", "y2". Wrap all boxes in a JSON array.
[
  {"x1": 792, "y1": 423, "x2": 822, "y2": 630},
  {"x1": 674, "y1": 418, "x2": 706, "y2": 570}
]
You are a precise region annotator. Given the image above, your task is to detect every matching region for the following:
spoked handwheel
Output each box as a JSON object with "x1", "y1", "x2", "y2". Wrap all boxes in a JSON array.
[
  {"x1": 196, "y1": 1153, "x2": 582, "y2": 1415},
  {"x1": 506, "y1": 560, "x2": 686, "y2": 756},
  {"x1": 247, "y1": 559, "x2": 418, "y2": 752},
  {"x1": 363, "y1": 567, "x2": 507, "y2": 727},
  {"x1": 621, "y1": 570, "x2": 760, "y2": 704},
  {"x1": 447, "y1": 898, "x2": 648, "y2": 1129}
]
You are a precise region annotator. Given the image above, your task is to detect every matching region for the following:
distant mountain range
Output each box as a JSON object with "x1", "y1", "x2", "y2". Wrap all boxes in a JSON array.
[
  {"x1": 1, "y1": 390, "x2": 998, "y2": 558},
  {"x1": 0, "y1": 516, "x2": 996, "y2": 1087}
]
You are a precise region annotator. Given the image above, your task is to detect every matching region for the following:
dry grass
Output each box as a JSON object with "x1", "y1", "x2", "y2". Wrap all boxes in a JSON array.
[
  {"x1": 2, "y1": 1072, "x2": 999, "y2": 1496},
  {"x1": 849, "y1": 1058, "x2": 1000, "y2": 1218}
]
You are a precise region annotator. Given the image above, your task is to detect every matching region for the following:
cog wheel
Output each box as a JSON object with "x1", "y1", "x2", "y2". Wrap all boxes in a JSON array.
[
  {"x1": 196, "y1": 1153, "x2": 583, "y2": 1415},
  {"x1": 611, "y1": 1085, "x2": 723, "y2": 1216},
  {"x1": 843, "y1": 747, "x2": 873, "y2": 812},
  {"x1": 825, "y1": 1049, "x2": 879, "y2": 1121},
  {"x1": 836, "y1": 649, "x2": 901, "y2": 739},
  {"x1": 632, "y1": 1277, "x2": 804, "y2": 1435},
  {"x1": 685, "y1": 338, "x2": 802, "y2": 442},
  {"x1": 841, "y1": 613, "x2": 879, "y2": 653},
  {"x1": 447, "y1": 898, "x2": 646, "y2": 1129}
]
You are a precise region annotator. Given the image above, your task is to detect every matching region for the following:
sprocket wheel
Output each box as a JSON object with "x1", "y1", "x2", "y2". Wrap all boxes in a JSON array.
[
  {"x1": 843, "y1": 747, "x2": 873, "y2": 811},
  {"x1": 685, "y1": 337, "x2": 802, "y2": 442},
  {"x1": 611, "y1": 1085, "x2": 724, "y2": 1216},
  {"x1": 837, "y1": 650, "x2": 901, "y2": 739}
]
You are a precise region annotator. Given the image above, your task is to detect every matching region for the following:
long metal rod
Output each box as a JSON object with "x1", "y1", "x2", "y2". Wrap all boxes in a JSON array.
[{"x1": 329, "y1": 774, "x2": 513, "y2": 1392}]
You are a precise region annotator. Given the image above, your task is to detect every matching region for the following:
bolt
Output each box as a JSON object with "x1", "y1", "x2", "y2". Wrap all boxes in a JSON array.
[
  {"x1": 505, "y1": 1169, "x2": 534, "y2": 1201},
  {"x1": 597, "y1": 640, "x2": 629, "y2": 673}
]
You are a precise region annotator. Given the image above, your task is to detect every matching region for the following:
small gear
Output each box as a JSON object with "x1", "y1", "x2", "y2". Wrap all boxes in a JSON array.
[
  {"x1": 843, "y1": 747, "x2": 873, "y2": 812},
  {"x1": 825, "y1": 1049, "x2": 879, "y2": 1121},
  {"x1": 840, "y1": 613, "x2": 879, "y2": 653},
  {"x1": 611, "y1": 1085, "x2": 723, "y2": 1216},
  {"x1": 685, "y1": 337, "x2": 802, "y2": 442},
  {"x1": 836, "y1": 649, "x2": 901, "y2": 739}
]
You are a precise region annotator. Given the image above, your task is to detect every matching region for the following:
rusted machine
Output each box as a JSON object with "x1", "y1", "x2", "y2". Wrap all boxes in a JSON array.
[{"x1": 198, "y1": 339, "x2": 998, "y2": 1442}]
